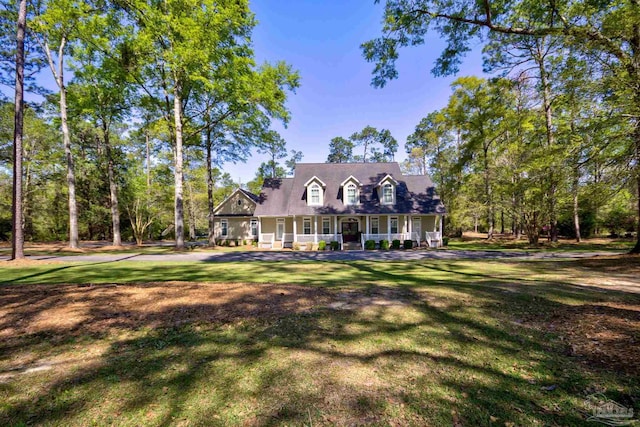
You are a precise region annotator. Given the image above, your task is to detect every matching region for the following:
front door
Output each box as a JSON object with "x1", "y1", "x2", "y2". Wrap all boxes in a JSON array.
[
  {"x1": 276, "y1": 220, "x2": 284, "y2": 240},
  {"x1": 412, "y1": 218, "x2": 422, "y2": 240},
  {"x1": 341, "y1": 221, "x2": 359, "y2": 242}
]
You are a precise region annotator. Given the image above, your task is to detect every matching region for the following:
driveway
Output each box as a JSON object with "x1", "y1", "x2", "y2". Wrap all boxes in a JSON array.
[{"x1": 1, "y1": 249, "x2": 625, "y2": 263}]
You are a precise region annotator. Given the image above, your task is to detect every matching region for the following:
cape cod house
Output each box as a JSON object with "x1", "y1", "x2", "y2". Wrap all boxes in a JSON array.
[{"x1": 213, "y1": 162, "x2": 446, "y2": 249}]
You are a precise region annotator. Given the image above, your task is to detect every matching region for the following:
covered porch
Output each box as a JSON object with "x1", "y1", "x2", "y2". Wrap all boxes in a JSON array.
[{"x1": 258, "y1": 214, "x2": 444, "y2": 249}]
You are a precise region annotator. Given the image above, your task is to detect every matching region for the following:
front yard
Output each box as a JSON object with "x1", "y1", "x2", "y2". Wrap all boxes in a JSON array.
[{"x1": 1, "y1": 256, "x2": 639, "y2": 425}]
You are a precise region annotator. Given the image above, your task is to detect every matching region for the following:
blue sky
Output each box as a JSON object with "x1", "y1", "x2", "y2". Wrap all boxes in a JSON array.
[{"x1": 224, "y1": 0, "x2": 485, "y2": 184}]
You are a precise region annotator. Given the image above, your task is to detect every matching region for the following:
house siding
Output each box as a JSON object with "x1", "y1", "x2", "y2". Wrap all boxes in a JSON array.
[
  {"x1": 214, "y1": 217, "x2": 256, "y2": 241},
  {"x1": 215, "y1": 192, "x2": 256, "y2": 216}
]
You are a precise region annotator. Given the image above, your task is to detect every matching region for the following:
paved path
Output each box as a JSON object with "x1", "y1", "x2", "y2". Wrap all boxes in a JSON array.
[{"x1": 1, "y1": 249, "x2": 625, "y2": 263}]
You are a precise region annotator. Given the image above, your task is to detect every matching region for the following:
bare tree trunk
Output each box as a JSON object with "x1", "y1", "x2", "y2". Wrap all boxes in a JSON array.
[
  {"x1": 41, "y1": 36, "x2": 79, "y2": 248},
  {"x1": 173, "y1": 82, "x2": 185, "y2": 250},
  {"x1": 11, "y1": 0, "x2": 27, "y2": 260},
  {"x1": 631, "y1": 125, "x2": 640, "y2": 253},
  {"x1": 187, "y1": 180, "x2": 196, "y2": 241},
  {"x1": 573, "y1": 168, "x2": 581, "y2": 242},
  {"x1": 483, "y1": 146, "x2": 494, "y2": 239},
  {"x1": 206, "y1": 127, "x2": 216, "y2": 246},
  {"x1": 103, "y1": 121, "x2": 121, "y2": 246},
  {"x1": 537, "y1": 40, "x2": 558, "y2": 243}
]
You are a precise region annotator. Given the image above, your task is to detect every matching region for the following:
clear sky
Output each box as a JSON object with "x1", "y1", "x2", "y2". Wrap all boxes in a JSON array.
[{"x1": 224, "y1": 0, "x2": 485, "y2": 185}]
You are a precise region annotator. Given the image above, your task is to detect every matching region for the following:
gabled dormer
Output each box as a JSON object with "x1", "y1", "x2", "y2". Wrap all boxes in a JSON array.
[
  {"x1": 376, "y1": 174, "x2": 398, "y2": 205},
  {"x1": 304, "y1": 176, "x2": 326, "y2": 206},
  {"x1": 340, "y1": 175, "x2": 361, "y2": 206}
]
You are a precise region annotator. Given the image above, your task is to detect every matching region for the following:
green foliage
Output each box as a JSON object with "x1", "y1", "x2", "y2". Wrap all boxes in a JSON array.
[
  {"x1": 318, "y1": 240, "x2": 326, "y2": 251},
  {"x1": 364, "y1": 240, "x2": 376, "y2": 250},
  {"x1": 327, "y1": 126, "x2": 397, "y2": 163},
  {"x1": 403, "y1": 240, "x2": 413, "y2": 249},
  {"x1": 442, "y1": 237, "x2": 449, "y2": 246},
  {"x1": 330, "y1": 241, "x2": 340, "y2": 250},
  {"x1": 391, "y1": 239, "x2": 401, "y2": 249},
  {"x1": 380, "y1": 239, "x2": 390, "y2": 250}
]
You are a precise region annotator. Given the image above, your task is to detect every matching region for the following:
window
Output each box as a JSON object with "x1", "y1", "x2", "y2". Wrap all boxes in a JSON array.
[
  {"x1": 221, "y1": 219, "x2": 228, "y2": 237},
  {"x1": 309, "y1": 184, "x2": 321, "y2": 205},
  {"x1": 371, "y1": 217, "x2": 379, "y2": 234},
  {"x1": 382, "y1": 183, "x2": 394, "y2": 204},
  {"x1": 237, "y1": 199, "x2": 242, "y2": 206},
  {"x1": 346, "y1": 183, "x2": 358, "y2": 205},
  {"x1": 322, "y1": 218, "x2": 330, "y2": 234},
  {"x1": 303, "y1": 218, "x2": 311, "y2": 234},
  {"x1": 250, "y1": 219, "x2": 258, "y2": 237},
  {"x1": 390, "y1": 217, "x2": 398, "y2": 234}
]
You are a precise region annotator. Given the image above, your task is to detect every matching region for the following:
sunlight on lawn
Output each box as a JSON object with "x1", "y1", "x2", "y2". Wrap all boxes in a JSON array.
[{"x1": 0, "y1": 257, "x2": 638, "y2": 426}]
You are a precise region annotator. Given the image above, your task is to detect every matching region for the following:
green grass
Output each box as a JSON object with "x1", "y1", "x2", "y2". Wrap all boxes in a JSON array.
[
  {"x1": 447, "y1": 237, "x2": 634, "y2": 252},
  {"x1": 1, "y1": 257, "x2": 639, "y2": 426}
]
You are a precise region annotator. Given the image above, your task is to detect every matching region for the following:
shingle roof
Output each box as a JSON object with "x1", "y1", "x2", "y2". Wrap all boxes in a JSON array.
[{"x1": 253, "y1": 163, "x2": 446, "y2": 216}]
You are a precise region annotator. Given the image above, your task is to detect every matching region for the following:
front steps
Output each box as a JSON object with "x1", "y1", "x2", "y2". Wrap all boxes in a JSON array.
[{"x1": 342, "y1": 241, "x2": 362, "y2": 251}]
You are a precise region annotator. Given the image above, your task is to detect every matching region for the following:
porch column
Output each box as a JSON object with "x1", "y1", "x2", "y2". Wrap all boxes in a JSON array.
[
  {"x1": 334, "y1": 216, "x2": 338, "y2": 240},
  {"x1": 403, "y1": 215, "x2": 408, "y2": 235},
  {"x1": 408, "y1": 215, "x2": 412, "y2": 235},
  {"x1": 258, "y1": 217, "x2": 261, "y2": 240},
  {"x1": 434, "y1": 215, "x2": 437, "y2": 232},
  {"x1": 314, "y1": 215, "x2": 318, "y2": 243},
  {"x1": 387, "y1": 215, "x2": 391, "y2": 241},
  {"x1": 439, "y1": 215, "x2": 444, "y2": 233},
  {"x1": 365, "y1": 215, "x2": 369, "y2": 239},
  {"x1": 293, "y1": 216, "x2": 297, "y2": 242}
]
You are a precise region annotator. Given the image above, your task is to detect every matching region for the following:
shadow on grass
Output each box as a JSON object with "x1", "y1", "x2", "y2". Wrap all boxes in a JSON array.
[{"x1": 1, "y1": 265, "x2": 639, "y2": 426}]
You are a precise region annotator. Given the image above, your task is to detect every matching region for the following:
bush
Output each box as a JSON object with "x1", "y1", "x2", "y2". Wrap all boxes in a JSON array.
[
  {"x1": 224, "y1": 240, "x2": 230, "y2": 247},
  {"x1": 364, "y1": 240, "x2": 376, "y2": 250},
  {"x1": 380, "y1": 239, "x2": 390, "y2": 250},
  {"x1": 330, "y1": 241, "x2": 340, "y2": 251},
  {"x1": 403, "y1": 240, "x2": 413, "y2": 249},
  {"x1": 293, "y1": 242, "x2": 300, "y2": 251},
  {"x1": 318, "y1": 240, "x2": 326, "y2": 251},
  {"x1": 442, "y1": 237, "x2": 449, "y2": 246},
  {"x1": 242, "y1": 239, "x2": 247, "y2": 245},
  {"x1": 391, "y1": 239, "x2": 401, "y2": 249}
]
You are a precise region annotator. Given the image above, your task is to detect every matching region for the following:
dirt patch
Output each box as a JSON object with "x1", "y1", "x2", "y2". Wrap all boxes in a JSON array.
[
  {"x1": 528, "y1": 302, "x2": 640, "y2": 374},
  {"x1": 2, "y1": 258, "x2": 62, "y2": 267},
  {"x1": 0, "y1": 282, "x2": 334, "y2": 339}
]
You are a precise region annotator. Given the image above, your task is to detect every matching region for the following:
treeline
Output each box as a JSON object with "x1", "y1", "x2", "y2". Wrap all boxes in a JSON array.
[
  {"x1": 402, "y1": 72, "x2": 635, "y2": 243},
  {"x1": 0, "y1": 0, "x2": 299, "y2": 251}
]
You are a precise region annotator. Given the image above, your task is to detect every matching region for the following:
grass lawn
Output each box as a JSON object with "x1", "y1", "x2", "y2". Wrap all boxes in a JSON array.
[
  {"x1": 446, "y1": 235, "x2": 635, "y2": 252},
  {"x1": 1, "y1": 255, "x2": 639, "y2": 426}
]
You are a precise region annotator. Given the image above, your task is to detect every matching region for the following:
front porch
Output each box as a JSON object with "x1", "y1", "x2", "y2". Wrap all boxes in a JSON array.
[{"x1": 258, "y1": 214, "x2": 444, "y2": 250}]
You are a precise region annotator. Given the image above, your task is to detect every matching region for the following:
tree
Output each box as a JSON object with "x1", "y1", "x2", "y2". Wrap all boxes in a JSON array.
[
  {"x1": 362, "y1": 0, "x2": 640, "y2": 251},
  {"x1": 285, "y1": 149, "x2": 303, "y2": 175},
  {"x1": 31, "y1": 0, "x2": 92, "y2": 248},
  {"x1": 326, "y1": 136, "x2": 353, "y2": 163},
  {"x1": 257, "y1": 130, "x2": 287, "y2": 178},
  {"x1": 11, "y1": 0, "x2": 27, "y2": 259}
]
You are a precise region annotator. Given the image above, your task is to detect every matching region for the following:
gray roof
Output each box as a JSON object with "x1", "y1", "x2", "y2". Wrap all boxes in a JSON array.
[{"x1": 254, "y1": 162, "x2": 446, "y2": 216}]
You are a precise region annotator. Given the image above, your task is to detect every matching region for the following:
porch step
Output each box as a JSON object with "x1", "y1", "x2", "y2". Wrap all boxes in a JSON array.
[{"x1": 342, "y1": 242, "x2": 362, "y2": 251}]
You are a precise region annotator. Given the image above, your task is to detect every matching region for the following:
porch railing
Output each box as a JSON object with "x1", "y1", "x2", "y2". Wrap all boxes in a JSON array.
[
  {"x1": 425, "y1": 231, "x2": 442, "y2": 247},
  {"x1": 259, "y1": 233, "x2": 275, "y2": 248},
  {"x1": 362, "y1": 233, "x2": 413, "y2": 242}
]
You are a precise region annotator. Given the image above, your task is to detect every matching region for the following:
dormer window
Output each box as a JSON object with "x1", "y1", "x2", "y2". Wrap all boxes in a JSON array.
[
  {"x1": 377, "y1": 174, "x2": 398, "y2": 205},
  {"x1": 310, "y1": 184, "x2": 321, "y2": 205},
  {"x1": 304, "y1": 176, "x2": 325, "y2": 206},
  {"x1": 382, "y1": 183, "x2": 394, "y2": 204},
  {"x1": 346, "y1": 183, "x2": 358, "y2": 205}
]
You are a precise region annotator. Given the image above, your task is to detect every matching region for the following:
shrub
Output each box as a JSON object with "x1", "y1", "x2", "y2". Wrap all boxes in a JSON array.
[
  {"x1": 330, "y1": 241, "x2": 340, "y2": 251},
  {"x1": 318, "y1": 240, "x2": 327, "y2": 251},
  {"x1": 403, "y1": 240, "x2": 413, "y2": 250},
  {"x1": 380, "y1": 239, "x2": 389, "y2": 250},
  {"x1": 242, "y1": 239, "x2": 247, "y2": 246},
  {"x1": 442, "y1": 237, "x2": 449, "y2": 246},
  {"x1": 392, "y1": 239, "x2": 401, "y2": 249},
  {"x1": 364, "y1": 240, "x2": 376, "y2": 250},
  {"x1": 224, "y1": 240, "x2": 230, "y2": 247},
  {"x1": 293, "y1": 242, "x2": 300, "y2": 251}
]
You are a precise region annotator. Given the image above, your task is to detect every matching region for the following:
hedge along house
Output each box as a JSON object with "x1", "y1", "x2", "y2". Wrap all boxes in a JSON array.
[
  {"x1": 216, "y1": 162, "x2": 445, "y2": 249},
  {"x1": 212, "y1": 188, "x2": 260, "y2": 243}
]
